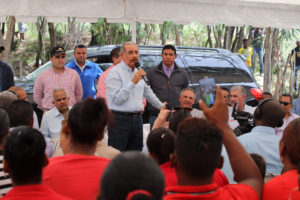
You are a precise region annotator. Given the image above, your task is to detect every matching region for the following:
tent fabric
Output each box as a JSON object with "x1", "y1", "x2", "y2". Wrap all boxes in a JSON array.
[{"x1": 0, "y1": 0, "x2": 300, "y2": 28}]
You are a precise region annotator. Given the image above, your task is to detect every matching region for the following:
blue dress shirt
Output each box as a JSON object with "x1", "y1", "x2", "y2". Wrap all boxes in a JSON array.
[
  {"x1": 66, "y1": 59, "x2": 102, "y2": 99},
  {"x1": 106, "y1": 61, "x2": 163, "y2": 112},
  {"x1": 222, "y1": 126, "x2": 283, "y2": 183}
]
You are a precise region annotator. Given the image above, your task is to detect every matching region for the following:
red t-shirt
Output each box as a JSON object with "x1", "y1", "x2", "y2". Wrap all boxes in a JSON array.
[
  {"x1": 263, "y1": 169, "x2": 298, "y2": 200},
  {"x1": 160, "y1": 162, "x2": 229, "y2": 188},
  {"x1": 43, "y1": 154, "x2": 110, "y2": 200},
  {"x1": 164, "y1": 183, "x2": 258, "y2": 200},
  {"x1": 2, "y1": 184, "x2": 72, "y2": 200}
]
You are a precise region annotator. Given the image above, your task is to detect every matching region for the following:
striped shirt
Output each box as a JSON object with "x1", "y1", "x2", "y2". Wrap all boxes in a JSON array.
[
  {"x1": 0, "y1": 150, "x2": 12, "y2": 195},
  {"x1": 33, "y1": 67, "x2": 83, "y2": 110}
]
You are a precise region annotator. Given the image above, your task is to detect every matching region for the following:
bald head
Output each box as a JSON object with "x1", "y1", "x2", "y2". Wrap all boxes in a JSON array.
[
  {"x1": 254, "y1": 99, "x2": 284, "y2": 128},
  {"x1": 9, "y1": 86, "x2": 28, "y2": 101}
]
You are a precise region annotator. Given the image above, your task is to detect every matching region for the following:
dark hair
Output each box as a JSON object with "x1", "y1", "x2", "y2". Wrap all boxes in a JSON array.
[
  {"x1": 262, "y1": 92, "x2": 272, "y2": 98},
  {"x1": 281, "y1": 118, "x2": 300, "y2": 166},
  {"x1": 243, "y1": 39, "x2": 248, "y2": 43},
  {"x1": 0, "y1": 108, "x2": 9, "y2": 144},
  {"x1": 8, "y1": 100, "x2": 33, "y2": 127},
  {"x1": 4, "y1": 126, "x2": 46, "y2": 185},
  {"x1": 100, "y1": 151, "x2": 164, "y2": 200},
  {"x1": 68, "y1": 98, "x2": 109, "y2": 145},
  {"x1": 220, "y1": 87, "x2": 230, "y2": 93},
  {"x1": 162, "y1": 45, "x2": 176, "y2": 55},
  {"x1": 175, "y1": 118, "x2": 223, "y2": 179},
  {"x1": 110, "y1": 47, "x2": 121, "y2": 59},
  {"x1": 74, "y1": 44, "x2": 86, "y2": 51},
  {"x1": 280, "y1": 93, "x2": 293, "y2": 104},
  {"x1": 169, "y1": 108, "x2": 191, "y2": 133},
  {"x1": 147, "y1": 128, "x2": 175, "y2": 165},
  {"x1": 250, "y1": 153, "x2": 266, "y2": 179}
]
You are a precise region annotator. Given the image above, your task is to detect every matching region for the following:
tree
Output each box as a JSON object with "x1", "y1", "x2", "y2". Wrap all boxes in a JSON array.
[{"x1": 3, "y1": 16, "x2": 15, "y2": 64}]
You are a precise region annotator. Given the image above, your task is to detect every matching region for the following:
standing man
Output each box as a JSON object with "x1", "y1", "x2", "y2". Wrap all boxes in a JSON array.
[
  {"x1": 275, "y1": 94, "x2": 299, "y2": 137},
  {"x1": 33, "y1": 46, "x2": 82, "y2": 111},
  {"x1": 147, "y1": 45, "x2": 189, "y2": 129},
  {"x1": 97, "y1": 47, "x2": 121, "y2": 102},
  {"x1": 291, "y1": 41, "x2": 300, "y2": 91},
  {"x1": 0, "y1": 46, "x2": 14, "y2": 92},
  {"x1": 40, "y1": 88, "x2": 70, "y2": 140},
  {"x1": 238, "y1": 39, "x2": 254, "y2": 73},
  {"x1": 106, "y1": 42, "x2": 164, "y2": 152},
  {"x1": 250, "y1": 28, "x2": 264, "y2": 76},
  {"x1": 221, "y1": 87, "x2": 230, "y2": 105},
  {"x1": 66, "y1": 44, "x2": 102, "y2": 99}
]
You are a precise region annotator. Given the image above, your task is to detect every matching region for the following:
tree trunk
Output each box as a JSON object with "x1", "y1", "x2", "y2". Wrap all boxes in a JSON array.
[
  {"x1": 3, "y1": 16, "x2": 15, "y2": 64},
  {"x1": 235, "y1": 26, "x2": 245, "y2": 52},
  {"x1": 48, "y1": 22, "x2": 56, "y2": 50},
  {"x1": 206, "y1": 25, "x2": 213, "y2": 48},
  {"x1": 174, "y1": 24, "x2": 180, "y2": 46},
  {"x1": 263, "y1": 27, "x2": 273, "y2": 92},
  {"x1": 35, "y1": 17, "x2": 46, "y2": 69},
  {"x1": 160, "y1": 22, "x2": 167, "y2": 45},
  {"x1": 89, "y1": 23, "x2": 98, "y2": 46}
]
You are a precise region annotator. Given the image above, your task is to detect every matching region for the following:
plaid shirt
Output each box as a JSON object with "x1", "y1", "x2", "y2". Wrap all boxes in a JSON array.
[{"x1": 33, "y1": 67, "x2": 83, "y2": 110}]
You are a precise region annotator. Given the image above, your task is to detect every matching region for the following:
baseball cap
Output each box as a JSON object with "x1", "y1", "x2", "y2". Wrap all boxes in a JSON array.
[
  {"x1": 0, "y1": 46, "x2": 5, "y2": 53},
  {"x1": 50, "y1": 46, "x2": 66, "y2": 57}
]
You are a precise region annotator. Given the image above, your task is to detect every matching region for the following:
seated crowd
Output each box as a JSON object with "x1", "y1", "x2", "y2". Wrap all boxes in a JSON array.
[
  {"x1": 0, "y1": 45, "x2": 300, "y2": 199},
  {"x1": 0, "y1": 84, "x2": 300, "y2": 200}
]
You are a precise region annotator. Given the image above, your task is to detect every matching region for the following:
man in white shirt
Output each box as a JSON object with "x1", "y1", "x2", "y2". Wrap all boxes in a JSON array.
[
  {"x1": 228, "y1": 86, "x2": 255, "y2": 129},
  {"x1": 178, "y1": 87, "x2": 204, "y2": 118},
  {"x1": 40, "y1": 88, "x2": 70, "y2": 140}
]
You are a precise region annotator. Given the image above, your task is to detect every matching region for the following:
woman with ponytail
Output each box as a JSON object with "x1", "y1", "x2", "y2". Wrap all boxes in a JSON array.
[{"x1": 43, "y1": 98, "x2": 110, "y2": 200}]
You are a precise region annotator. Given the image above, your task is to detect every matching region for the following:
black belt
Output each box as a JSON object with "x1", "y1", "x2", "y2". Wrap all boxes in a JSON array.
[{"x1": 112, "y1": 110, "x2": 142, "y2": 116}]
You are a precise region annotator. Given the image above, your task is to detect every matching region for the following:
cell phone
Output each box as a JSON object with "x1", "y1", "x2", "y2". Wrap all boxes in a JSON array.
[{"x1": 199, "y1": 77, "x2": 216, "y2": 107}]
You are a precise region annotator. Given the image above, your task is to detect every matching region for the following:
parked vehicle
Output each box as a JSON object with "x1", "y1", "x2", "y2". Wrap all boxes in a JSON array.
[{"x1": 15, "y1": 45, "x2": 261, "y2": 123}]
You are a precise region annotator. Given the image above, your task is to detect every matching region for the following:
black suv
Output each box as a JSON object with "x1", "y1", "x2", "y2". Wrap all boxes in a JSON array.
[{"x1": 15, "y1": 45, "x2": 260, "y2": 104}]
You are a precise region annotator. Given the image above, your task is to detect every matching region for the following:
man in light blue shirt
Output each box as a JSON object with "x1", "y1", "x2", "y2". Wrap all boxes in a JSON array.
[
  {"x1": 40, "y1": 88, "x2": 70, "y2": 140},
  {"x1": 222, "y1": 98, "x2": 285, "y2": 183},
  {"x1": 106, "y1": 42, "x2": 164, "y2": 151},
  {"x1": 66, "y1": 44, "x2": 102, "y2": 99}
]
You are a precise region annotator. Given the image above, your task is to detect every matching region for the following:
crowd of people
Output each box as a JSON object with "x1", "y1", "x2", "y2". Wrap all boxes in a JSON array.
[{"x1": 0, "y1": 41, "x2": 299, "y2": 200}]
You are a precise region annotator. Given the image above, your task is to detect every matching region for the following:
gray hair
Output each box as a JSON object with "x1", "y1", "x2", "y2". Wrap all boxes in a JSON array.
[
  {"x1": 230, "y1": 86, "x2": 246, "y2": 96},
  {"x1": 0, "y1": 90, "x2": 18, "y2": 111},
  {"x1": 121, "y1": 41, "x2": 138, "y2": 53},
  {"x1": 52, "y1": 88, "x2": 68, "y2": 101},
  {"x1": 180, "y1": 87, "x2": 196, "y2": 98}
]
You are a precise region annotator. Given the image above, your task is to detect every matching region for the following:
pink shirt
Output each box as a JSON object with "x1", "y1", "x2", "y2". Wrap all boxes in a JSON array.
[
  {"x1": 33, "y1": 67, "x2": 83, "y2": 110},
  {"x1": 96, "y1": 64, "x2": 115, "y2": 102}
]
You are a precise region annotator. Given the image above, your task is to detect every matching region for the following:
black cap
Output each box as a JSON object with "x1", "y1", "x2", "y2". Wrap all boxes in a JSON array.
[
  {"x1": 0, "y1": 46, "x2": 5, "y2": 53},
  {"x1": 50, "y1": 46, "x2": 66, "y2": 57}
]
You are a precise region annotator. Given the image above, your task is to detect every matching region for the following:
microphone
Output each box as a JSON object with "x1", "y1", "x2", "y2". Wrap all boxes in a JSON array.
[{"x1": 135, "y1": 62, "x2": 150, "y2": 85}]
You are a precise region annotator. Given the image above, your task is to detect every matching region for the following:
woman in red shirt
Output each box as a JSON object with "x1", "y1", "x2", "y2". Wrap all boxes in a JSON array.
[{"x1": 263, "y1": 118, "x2": 300, "y2": 200}]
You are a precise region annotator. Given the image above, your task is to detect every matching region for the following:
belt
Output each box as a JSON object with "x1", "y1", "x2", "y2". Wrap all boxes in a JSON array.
[{"x1": 112, "y1": 110, "x2": 142, "y2": 116}]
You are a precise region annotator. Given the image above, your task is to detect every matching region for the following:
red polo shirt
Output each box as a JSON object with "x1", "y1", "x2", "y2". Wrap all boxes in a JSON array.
[
  {"x1": 164, "y1": 183, "x2": 258, "y2": 200},
  {"x1": 160, "y1": 162, "x2": 229, "y2": 188},
  {"x1": 263, "y1": 169, "x2": 298, "y2": 200},
  {"x1": 2, "y1": 184, "x2": 72, "y2": 200},
  {"x1": 43, "y1": 154, "x2": 110, "y2": 200}
]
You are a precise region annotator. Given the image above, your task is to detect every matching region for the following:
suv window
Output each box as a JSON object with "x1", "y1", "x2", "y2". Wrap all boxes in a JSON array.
[{"x1": 183, "y1": 55, "x2": 253, "y2": 84}]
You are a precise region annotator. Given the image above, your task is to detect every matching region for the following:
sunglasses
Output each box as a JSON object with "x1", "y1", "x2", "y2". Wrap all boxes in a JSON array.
[{"x1": 279, "y1": 101, "x2": 291, "y2": 106}]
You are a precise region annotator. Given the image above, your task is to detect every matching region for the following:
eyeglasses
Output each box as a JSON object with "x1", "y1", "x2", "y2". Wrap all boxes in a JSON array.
[
  {"x1": 55, "y1": 55, "x2": 65, "y2": 59},
  {"x1": 279, "y1": 101, "x2": 291, "y2": 106}
]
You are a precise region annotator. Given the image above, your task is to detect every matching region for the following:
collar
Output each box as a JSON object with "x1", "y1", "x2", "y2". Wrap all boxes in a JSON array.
[
  {"x1": 50, "y1": 66, "x2": 66, "y2": 73},
  {"x1": 165, "y1": 183, "x2": 218, "y2": 195},
  {"x1": 162, "y1": 62, "x2": 174, "y2": 71},
  {"x1": 251, "y1": 126, "x2": 276, "y2": 135},
  {"x1": 52, "y1": 106, "x2": 71, "y2": 117},
  {"x1": 120, "y1": 61, "x2": 137, "y2": 73}
]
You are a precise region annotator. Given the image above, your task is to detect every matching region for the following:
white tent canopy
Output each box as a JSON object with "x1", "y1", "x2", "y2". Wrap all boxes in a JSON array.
[{"x1": 0, "y1": 0, "x2": 299, "y2": 28}]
